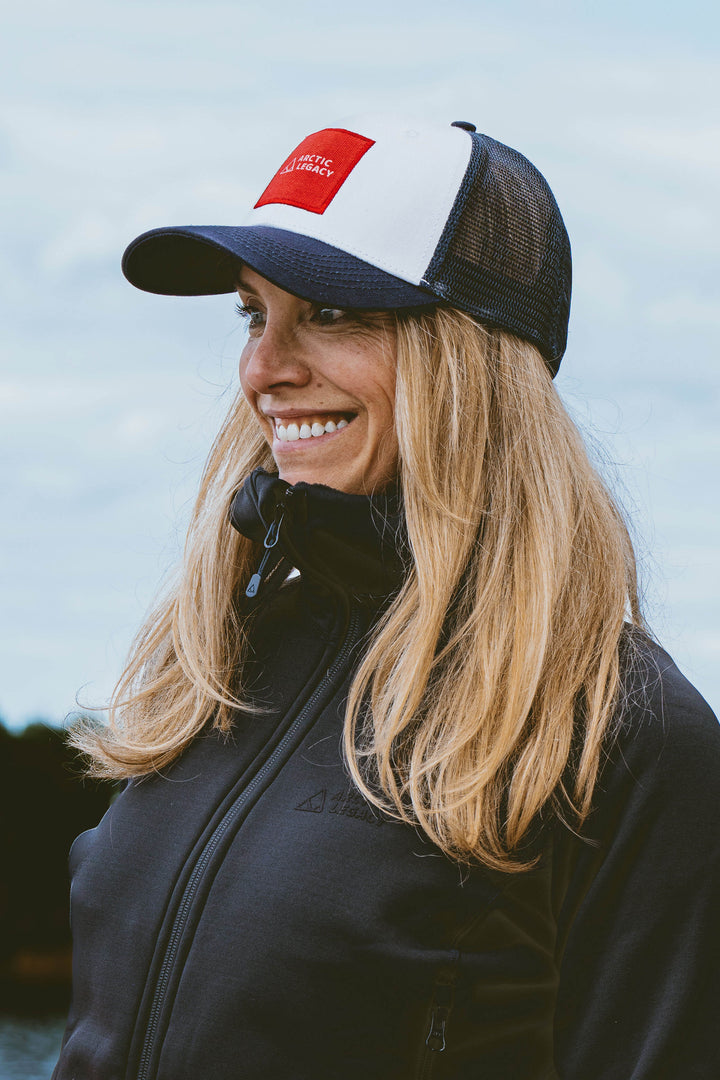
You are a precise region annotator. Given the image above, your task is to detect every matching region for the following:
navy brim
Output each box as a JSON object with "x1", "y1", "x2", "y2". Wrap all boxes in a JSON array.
[{"x1": 121, "y1": 225, "x2": 440, "y2": 310}]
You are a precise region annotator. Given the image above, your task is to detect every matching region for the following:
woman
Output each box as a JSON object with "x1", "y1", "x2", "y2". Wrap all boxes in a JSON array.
[{"x1": 55, "y1": 118, "x2": 719, "y2": 1079}]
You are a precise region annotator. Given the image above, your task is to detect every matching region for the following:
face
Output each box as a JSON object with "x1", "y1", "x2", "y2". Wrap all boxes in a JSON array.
[{"x1": 237, "y1": 267, "x2": 398, "y2": 495}]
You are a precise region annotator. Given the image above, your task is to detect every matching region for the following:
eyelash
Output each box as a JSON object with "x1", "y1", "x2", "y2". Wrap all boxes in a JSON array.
[
  {"x1": 234, "y1": 301, "x2": 348, "y2": 328},
  {"x1": 235, "y1": 302, "x2": 264, "y2": 327}
]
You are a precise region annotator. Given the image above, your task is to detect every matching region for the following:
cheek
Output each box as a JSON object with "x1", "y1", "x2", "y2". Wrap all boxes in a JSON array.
[
  {"x1": 351, "y1": 339, "x2": 396, "y2": 412},
  {"x1": 375, "y1": 387, "x2": 396, "y2": 435},
  {"x1": 370, "y1": 361, "x2": 397, "y2": 432}
]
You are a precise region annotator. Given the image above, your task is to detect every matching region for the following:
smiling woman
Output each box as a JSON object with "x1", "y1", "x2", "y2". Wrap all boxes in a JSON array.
[
  {"x1": 54, "y1": 117, "x2": 720, "y2": 1080},
  {"x1": 236, "y1": 268, "x2": 398, "y2": 493}
]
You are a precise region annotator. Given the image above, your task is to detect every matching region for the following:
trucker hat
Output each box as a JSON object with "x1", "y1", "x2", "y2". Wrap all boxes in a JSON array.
[{"x1": 122, "y1": 117, "x2": 572, "y2": 374}]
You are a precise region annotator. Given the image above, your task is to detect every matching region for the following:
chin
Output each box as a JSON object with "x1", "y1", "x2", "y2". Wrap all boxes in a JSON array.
[
  {"x1": 278, "y1": 468, "x2": 359, "y2": 493},
  {"x1": 279, "y1": 466, "x2": 396, "y2": 497}
]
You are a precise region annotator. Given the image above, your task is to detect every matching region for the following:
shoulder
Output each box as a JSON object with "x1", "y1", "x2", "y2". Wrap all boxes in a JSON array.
[
  {"x1": 578, "y1": 628, "x2": 720, "y2": 857},
  {"x1": 554, "y1": 630, "x2": 720, "y2": 954},
  {"x1": 607, "y1": 629, "x2": 720, "y2": 795},
  {"x1": 554, "y1": 635, "x2": 720, "y2": 1075}
]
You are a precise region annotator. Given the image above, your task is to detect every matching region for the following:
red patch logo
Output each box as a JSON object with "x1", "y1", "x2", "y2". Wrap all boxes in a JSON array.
[{"x1": 254, "y1": 128, "x2": 375, "y2": 215}]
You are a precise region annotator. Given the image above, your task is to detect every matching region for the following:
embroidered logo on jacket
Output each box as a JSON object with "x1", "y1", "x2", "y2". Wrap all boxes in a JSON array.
[
  {"x1": 295, "y1": 786, "x2": 384, "y2": 826},
  {"x1": 295, "y1": 789, "x2": 326, "y2": 813}
]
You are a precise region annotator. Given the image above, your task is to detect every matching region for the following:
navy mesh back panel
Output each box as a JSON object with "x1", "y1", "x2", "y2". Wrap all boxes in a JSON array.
[{"x1": 423, "y1": 133, "x2": 571, "y2": 373}]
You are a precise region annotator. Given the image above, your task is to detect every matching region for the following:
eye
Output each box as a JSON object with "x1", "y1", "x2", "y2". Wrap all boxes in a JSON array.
[
  {"x1": 314, "y1": 307, "x2": 347, "y2": 326},
  {"x1": 235, "y1": 302, "x2": 266, "y2": 330}
]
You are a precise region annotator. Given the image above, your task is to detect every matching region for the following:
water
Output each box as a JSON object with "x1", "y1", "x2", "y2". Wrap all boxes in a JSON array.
[{"x1": 0, "y1": 1016, "x2": 64, "y2": 1080}]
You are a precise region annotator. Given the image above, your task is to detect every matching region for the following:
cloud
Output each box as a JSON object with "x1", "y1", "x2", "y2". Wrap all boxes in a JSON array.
[
  {"x1": 40, "y1": 211, "x2": 119, "y2": 274},
  {"x1": 645, "y1": 292, "x2": 720, "y2": 329},
  {"x1": 1, "y1": 0, "x2": 718, "y2": 726}
]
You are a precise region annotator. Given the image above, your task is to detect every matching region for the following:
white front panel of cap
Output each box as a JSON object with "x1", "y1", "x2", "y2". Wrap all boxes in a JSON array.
[{"x1": 242, "y1": 120, "x2": 474, "y2": 285}]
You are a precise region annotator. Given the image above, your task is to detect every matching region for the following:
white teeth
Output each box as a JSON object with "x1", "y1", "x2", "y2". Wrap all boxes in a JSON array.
[{"x1": 274, "y1": 416, "x2": 353, "y2": 441}]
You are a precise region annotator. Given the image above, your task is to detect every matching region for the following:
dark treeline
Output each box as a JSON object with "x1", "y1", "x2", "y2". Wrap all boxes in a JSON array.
[{"x1": 0, "y1": 719, "x2": 114, "y2": 1014}]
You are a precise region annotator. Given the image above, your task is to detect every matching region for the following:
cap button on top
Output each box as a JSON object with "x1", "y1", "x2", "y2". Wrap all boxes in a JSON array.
[{"x1": 451, "y1": 120, "x2": 476, "y2": 132}]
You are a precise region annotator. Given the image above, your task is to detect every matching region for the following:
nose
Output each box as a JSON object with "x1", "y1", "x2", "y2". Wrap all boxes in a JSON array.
[{"x1": 240, "y1": 321, "x2": 312, "y2": 395}]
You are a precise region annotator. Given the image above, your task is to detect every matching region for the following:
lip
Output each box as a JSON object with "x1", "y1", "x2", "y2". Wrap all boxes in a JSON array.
[{"x1": 261, "y1": 409, "x2": 356, "y2": 421}]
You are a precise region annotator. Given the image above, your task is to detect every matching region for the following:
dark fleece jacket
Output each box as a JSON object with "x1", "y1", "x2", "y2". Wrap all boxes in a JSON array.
[{"x1": 54, "y1": 469, "x2": 720, "y2": 1080}]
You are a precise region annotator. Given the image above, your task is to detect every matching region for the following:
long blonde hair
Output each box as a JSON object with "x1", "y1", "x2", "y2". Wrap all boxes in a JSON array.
[{"x1": 71, "y1": 307, "x2": 644, "y2": 870}]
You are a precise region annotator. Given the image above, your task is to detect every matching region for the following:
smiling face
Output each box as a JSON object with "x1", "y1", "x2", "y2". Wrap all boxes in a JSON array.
[{"x1": 237, "y1": 267, "x2": 398, "y2": 495}]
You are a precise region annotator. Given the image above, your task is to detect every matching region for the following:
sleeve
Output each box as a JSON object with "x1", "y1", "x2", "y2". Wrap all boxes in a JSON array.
[{"x1": 553, "y1": 643, "x2": 720, "y2": 1080}]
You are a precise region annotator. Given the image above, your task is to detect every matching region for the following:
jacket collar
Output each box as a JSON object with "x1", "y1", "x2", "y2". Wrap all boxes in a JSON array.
[{"x1": 229, "y1": 468, "x2": 408, "y2": 600}]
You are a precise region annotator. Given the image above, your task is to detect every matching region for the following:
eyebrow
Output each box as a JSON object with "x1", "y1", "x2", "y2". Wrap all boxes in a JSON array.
[{"x1": 235, "y1": 275, "x2": 255, "y2": 293}]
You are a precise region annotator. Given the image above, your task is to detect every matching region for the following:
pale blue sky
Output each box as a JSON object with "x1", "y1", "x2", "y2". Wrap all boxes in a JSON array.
[{"x1": 1, "y1": 0, "x2": 718, "y2": 727}]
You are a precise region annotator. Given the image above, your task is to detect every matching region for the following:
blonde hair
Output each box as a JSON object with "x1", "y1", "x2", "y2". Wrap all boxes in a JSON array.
[{"x1": 71, "y1": 307, "x2": 644, "y2": 871}]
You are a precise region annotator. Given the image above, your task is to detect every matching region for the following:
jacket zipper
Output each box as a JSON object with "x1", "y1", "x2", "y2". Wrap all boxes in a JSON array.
[
  {"x1": 135, "y1": 604, "x2": 362, "y2": 1080},
  {"x1": 245, "y1": 504, "x2": 286, "y2": 599},
  {"x1": 416, "y1": 976, "x2": 456, "y2": 1079}
]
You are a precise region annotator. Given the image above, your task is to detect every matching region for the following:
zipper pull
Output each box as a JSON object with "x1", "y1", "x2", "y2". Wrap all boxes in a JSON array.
[
  {"x1": 425, "y1": 980, "x2": 454, "y2": 1052},
  {"x1": 245, "y1": 506, "x2": 286, "y2": 598},
  {"x1": 425, "y1": 1008, "x2": 448, "y2": 1052}
]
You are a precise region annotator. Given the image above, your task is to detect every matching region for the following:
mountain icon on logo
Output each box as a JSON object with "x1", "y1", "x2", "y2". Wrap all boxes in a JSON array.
[{"x1": 295, "y1": 789, "x2": 326, "y2": 813}]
